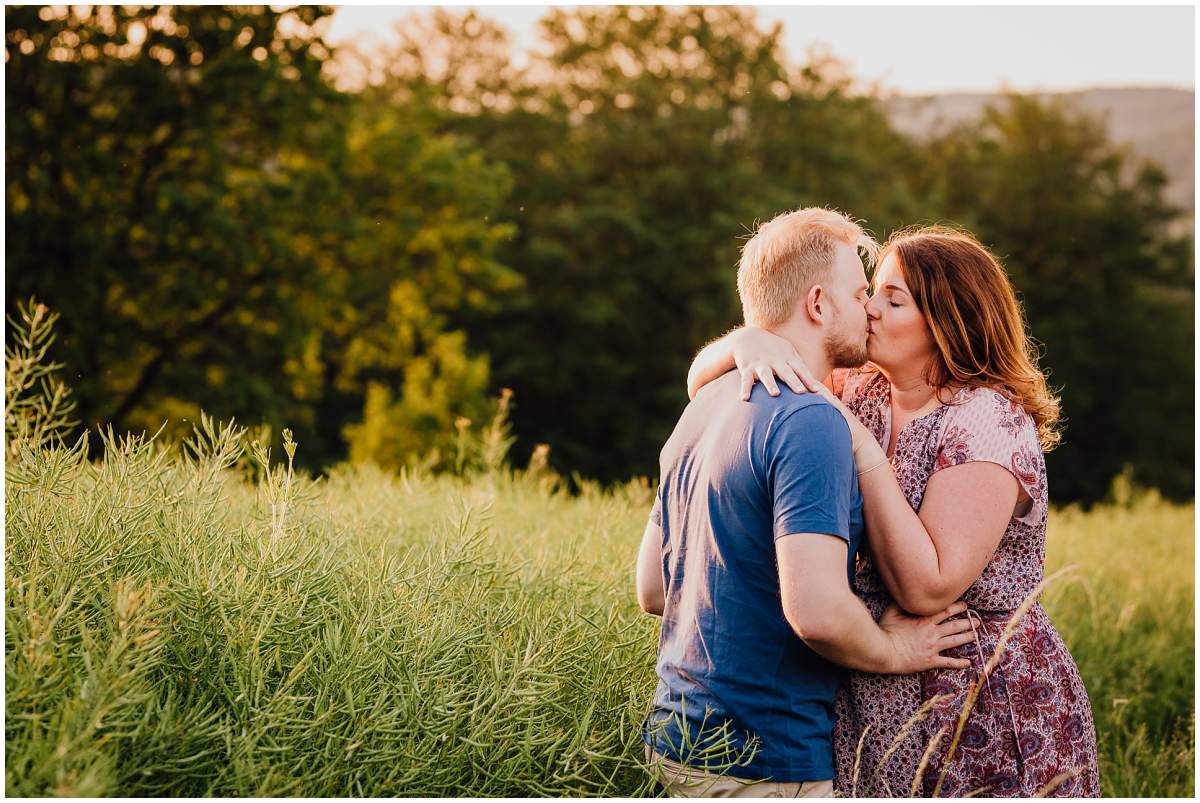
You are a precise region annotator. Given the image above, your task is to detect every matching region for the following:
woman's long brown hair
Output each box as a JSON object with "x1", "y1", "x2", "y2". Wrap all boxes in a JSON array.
[{"x1": 880, "y1": 225, "x2": 1063, "y2": 451}]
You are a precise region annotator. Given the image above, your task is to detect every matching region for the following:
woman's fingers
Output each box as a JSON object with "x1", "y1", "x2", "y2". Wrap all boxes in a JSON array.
[
  {"x1": 737, "y1": 362, "x2": 804, "y2": 399},
  {"x1": 789, "y1": 358, "x2": 823, "y2": 393},
  {"x1": 760, "y1": 362, "x2": 806, "y2": 396},
  {"x1": 739, "y1": 369, "x2": 755, "y2": 401},
  {"x1": 739, "y1": 365, "x2": 778, "y2": 400},
  {"x1": 776, "y1": 364, "x2": 807, "y2": 395},
  {"x1": 758, "y1": 367, "x2": 780, "y2": 397}
]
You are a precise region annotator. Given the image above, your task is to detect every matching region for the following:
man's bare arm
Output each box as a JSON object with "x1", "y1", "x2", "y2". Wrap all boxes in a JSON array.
[
  {"x1": 636, "y1": 519, "x2": 665, "y2": 616},
  {"x1": 776, "y1": 532, "x2": 973, "y2": 674}
]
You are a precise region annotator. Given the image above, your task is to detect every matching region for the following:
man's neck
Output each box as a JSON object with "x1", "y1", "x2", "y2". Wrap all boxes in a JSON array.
[{"x1": 766, "y1": 322, "x2": 833, "y2": 382}]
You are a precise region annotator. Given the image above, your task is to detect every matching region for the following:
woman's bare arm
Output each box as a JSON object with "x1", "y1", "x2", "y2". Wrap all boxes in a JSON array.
[
  {"x1": 686, "y1": 329, "x2": 742, "y2": 400},
  {"x1": 803, "y1": 386, "x2": 1016, "y2": 615},
  {"x1": 853, "y1": 436, "x2": 1017, "y2": 615},
  {"x1": 686, "y1": 326, "x2": 824, "y2": 400}
]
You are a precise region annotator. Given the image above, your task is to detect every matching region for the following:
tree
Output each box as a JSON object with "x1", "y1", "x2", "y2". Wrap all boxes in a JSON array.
[
  {"x1": 378, "y1": 6, "x2": 926, "y2": 482},
  {"x1": 327, "y1": 97, "x2": 520, "y2": 471},
  {"x1": 12, "y1": 6, "x2": 1188, "y2": 502},
  {"x1": 6, "y1": 6, "x2": 519, "y2": 470},
  {"x1": 920, "y1": 94, "x2": 1193, "y2": 501},
  {"x1": 6, "y1": 5, "x2": 342, "y2": 446}
]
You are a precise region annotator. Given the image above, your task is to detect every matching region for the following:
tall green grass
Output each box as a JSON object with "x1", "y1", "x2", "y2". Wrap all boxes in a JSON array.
[
  {"x1": 1042, "y1": 489, "x2": 1194, "y2": 797},
  {"x1": 4, "y1": 303, "x2": 1194, "y2": 795},
  {"x1": 5, "y1": 420, "x2": 1193, "y2": 796},
  {"x1": 6, "y1": 417, "x2": 664, "y2": 795}
]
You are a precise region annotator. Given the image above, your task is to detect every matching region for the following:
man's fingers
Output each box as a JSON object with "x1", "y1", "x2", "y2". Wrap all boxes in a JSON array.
[
  {"x1": 937, "y1": 617, "x2": 974, "y2": 637},
  {"x1": 938, "y1": 656, "x2": 973, "y2": 670},
  {"x1": 932, "y1": 601, "x2": 969, "y2": 623},
  {"x1": 939, "y1": 631, "x2": 977, "y2": 650}
]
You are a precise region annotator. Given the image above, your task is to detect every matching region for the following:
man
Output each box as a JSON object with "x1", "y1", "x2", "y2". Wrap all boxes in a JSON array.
[{"x1": 636, "y1": 208, "x2": 975, "y2": 797}]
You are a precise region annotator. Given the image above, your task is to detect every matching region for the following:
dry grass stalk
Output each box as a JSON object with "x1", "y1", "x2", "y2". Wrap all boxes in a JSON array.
[
  {"x1": 911, "y1": 723, "x2": 948, "y2": 796},
  {"x1": 849, "y1": 723, "x2": 870, "y2": 797},
  {"x1": 866, "y1": 692, "x2": 954, "y2": 797},
  {"x1": 931, "y1": 564, "x2": 1079, "y2": 797},
  {"x1": 1035, "y1": 766, "x2": 1084, "y2": 797}
]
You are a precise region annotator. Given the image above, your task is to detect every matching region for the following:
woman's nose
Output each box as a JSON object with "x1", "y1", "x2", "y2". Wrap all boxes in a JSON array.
[{"x1": 864, "y1": 296, "x2": 882, "y2": 319}]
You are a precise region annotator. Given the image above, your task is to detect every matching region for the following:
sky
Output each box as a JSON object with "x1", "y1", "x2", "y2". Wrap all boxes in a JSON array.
[{"x1": 323, "y1": 4, "x2": 1195, "y2": 96}]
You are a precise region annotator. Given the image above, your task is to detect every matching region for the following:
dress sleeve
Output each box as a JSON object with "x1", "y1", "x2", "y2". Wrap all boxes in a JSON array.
[{"x1": 931, "y1": 388, "x2": 1047, "y2": 527}]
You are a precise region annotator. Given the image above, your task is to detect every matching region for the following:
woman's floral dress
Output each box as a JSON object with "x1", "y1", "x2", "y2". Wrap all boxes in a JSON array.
[{"x1": 829, "y1": 369, "x2": 1100, "y2": 798}]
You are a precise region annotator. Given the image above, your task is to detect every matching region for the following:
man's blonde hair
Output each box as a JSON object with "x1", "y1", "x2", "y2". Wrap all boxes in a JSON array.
[{"x1": 737, "y1": 207, "x2": 880, "y2": 328}]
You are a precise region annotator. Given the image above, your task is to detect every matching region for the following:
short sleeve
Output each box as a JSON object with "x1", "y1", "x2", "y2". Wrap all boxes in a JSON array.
[
  {"x1": 932, "y1": 389, "x2": 1046, "y2": 526},
  {"x1": 765, "y1": 404, "x2": 856, "y2": 542},
  {"x1": 649, "y1": 489, "x2": 662, "y2": 527}
]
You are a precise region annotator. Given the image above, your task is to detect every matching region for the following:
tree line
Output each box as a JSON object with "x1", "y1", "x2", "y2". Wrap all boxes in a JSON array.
[{"x1": 6, "y1": 5, "x2": 1192, "y2": 503}]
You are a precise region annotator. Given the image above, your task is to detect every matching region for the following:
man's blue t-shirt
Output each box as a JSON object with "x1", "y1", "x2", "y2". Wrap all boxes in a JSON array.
[{"x1": 642, "y1": 371, "x2": 864, "y2": 782}]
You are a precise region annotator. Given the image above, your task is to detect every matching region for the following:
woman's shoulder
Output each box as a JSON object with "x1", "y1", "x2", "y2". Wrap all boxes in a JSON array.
[
  {"x1": 951, "y1": 385, "x2": 1034, "y2": 423},
  {"x1": 939, "y1": 385, "x2": 1047, "y2": 525},
  {"x1": 942, "y1": 384, "x2": 1041, "y2": 452}
]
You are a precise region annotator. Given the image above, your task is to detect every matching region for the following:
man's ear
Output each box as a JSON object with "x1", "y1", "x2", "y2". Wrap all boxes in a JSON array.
[{"x1": 804, "y1": 285, "x2": 825, "y2": 324}]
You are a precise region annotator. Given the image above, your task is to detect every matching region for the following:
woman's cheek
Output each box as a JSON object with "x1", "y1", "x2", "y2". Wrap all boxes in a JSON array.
[{"x1": 867, "y1": 331, "x2": 886, "y2": 358}]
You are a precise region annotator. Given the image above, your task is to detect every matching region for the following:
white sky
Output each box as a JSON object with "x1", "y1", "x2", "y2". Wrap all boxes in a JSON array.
[{"x1": 323, "y1": 4, "x2": 1195, "y2": 95}]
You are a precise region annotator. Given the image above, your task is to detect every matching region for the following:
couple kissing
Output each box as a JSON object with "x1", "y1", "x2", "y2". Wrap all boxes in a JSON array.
[{"x1": 635, "y1": 207, "x2": 1100, "y2": 798}]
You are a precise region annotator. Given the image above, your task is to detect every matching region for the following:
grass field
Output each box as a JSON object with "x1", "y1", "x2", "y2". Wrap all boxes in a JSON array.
[{"x1": 5, "y1": 418, "x2": 1194, "y2": 796}]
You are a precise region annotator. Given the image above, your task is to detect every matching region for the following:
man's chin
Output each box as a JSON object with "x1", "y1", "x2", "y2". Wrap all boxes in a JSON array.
[
  {"x1": 846, "y1": 352, "x2": 870, "y2": 369},
  {"x1": 829, "y1": 346, "x2": 870, "y2": 370},
  {"x1": 855, "y1": 339, "x2": 871, "y2": 366},
  {"x1": 825, "y1": 328, "x2": 870, "y2": 369}
]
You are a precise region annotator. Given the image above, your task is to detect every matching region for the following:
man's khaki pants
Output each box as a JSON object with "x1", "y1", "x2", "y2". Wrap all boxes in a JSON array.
[{"x1": 645, "y1": 746, "x2": 835, "y2": 798}]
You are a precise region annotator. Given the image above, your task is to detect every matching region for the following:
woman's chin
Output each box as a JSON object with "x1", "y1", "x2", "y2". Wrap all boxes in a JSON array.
[{"x1": 867, "y1": 342, "x2": 895, "y2": 370}]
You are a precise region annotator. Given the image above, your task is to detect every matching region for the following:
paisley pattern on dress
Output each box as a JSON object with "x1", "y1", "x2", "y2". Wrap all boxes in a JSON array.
[{"x1": 829, "y1": 370, "x2": 1100, "y2": 797}]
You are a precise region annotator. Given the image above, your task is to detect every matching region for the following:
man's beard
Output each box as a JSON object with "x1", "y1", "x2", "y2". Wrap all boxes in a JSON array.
[{"x1": 824, "y1": 315, "x2": 869, "y2": 369}]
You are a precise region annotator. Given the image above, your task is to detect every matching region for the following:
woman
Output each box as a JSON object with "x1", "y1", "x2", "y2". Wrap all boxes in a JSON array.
[{"x1": 687, "y1": 226, "x2": 1100, "y2": 797}]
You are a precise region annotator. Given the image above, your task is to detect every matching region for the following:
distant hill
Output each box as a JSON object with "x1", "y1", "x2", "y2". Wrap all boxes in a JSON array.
[{"x1": 885, "y1": 87, "x2": 1194, "y2": 212}]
